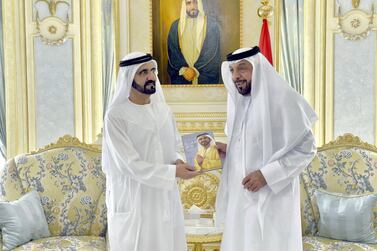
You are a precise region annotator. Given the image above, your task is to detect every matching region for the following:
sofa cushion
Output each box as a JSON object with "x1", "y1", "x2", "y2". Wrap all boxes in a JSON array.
[
  {"x1": 300, "y1": 146, "x2": 377, "y2": 235},
  {"x1": 12, "y1": 236, "x2": 106, "y2": 251},
  {"x1": 315, "y1": 190, "x2": 377, "y2": 243},
  {"x1": 14, "y1": 146, "x2": 106, "y2": 236},
  {"x1": 303, "y1": 236, "x2": 377, "y2": 251},
  {"x1": 0, "y1": 190, "x2": 51, "y2": 251}
]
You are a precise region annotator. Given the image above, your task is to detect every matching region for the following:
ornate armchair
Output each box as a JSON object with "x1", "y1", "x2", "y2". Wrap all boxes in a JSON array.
[
  {"x1": 0, "y1": 136, "x2": 107, "y2": 250},
  {"x1": 179, "y1": 171, "x2": 223, "y2": 251},
  {"x1": 301, "y1": 133, "x2": 377, "y2": 250}
]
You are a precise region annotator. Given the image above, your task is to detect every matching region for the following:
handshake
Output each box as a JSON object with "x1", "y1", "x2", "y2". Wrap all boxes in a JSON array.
[{"x1": 175, "y1": 159, "x2": 200, "y2": 179}]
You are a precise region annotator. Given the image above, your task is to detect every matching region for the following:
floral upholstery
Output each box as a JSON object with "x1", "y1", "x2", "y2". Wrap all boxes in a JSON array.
[
  {"x1": 0, "y1": 135, "x2": 107, "y2": 250},
  {"x1": 303, "y1": 236, "x2": 377, "y2": 251},
  {"x1": 12, "y1": 236, "x2": 106, "y2": 251},
  {"x1": 300, "y1": 134, "x2": 377, "y2": 250},
  {"x1": 0, "y1": 158, "x2": 24, "y2": 201}
]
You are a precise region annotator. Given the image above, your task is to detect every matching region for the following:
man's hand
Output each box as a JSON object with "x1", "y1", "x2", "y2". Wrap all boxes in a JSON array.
[
  {"x1": 175, "y1": 159, "x2": 185, "y2": 165},
  {"x1": 216, "y1": 142, "x2": 227, "y2": 158},
  {"x1": 176, "y1": 163, "x2": 200, "y2": 179},
  {"x1": 242, "y1": 170, "x2": 267, "y2": 192},
  {"x1": 182, "y1": 67, "x2": 196, "y2": 81},
  {"x1": 196, "y1": 155, "x2": 204, "y2": 166},
  {"x1": 216, "y1": 142, "x2": 227, "y2": 153}
]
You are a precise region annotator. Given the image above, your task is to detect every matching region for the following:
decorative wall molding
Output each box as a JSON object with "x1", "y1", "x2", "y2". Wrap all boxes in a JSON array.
[
  {"x1": 35, "y1": 0, "x2": 70, "y2": 45},
  {"x1": 336, "y1": 3, "x2": 375, "y2": 40},
  {"x1": 175, "y1": 112, "x2": 226, "y2": 137}
]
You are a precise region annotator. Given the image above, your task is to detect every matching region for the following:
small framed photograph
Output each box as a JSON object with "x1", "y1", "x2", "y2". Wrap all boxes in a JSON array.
[{"x1": 182, "y1": 131, "x2": 223, "y2": 171}]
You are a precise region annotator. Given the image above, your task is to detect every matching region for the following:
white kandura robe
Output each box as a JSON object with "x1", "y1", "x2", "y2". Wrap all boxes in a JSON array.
[
  {"x1": 102, "y1": 100, "x2": 187, "y2": 251},
  {"x1": 216, "y1": 50, "x2": 318, "y2": 251},
  {"x1": 220, "y1": 103, "x2": 316, "y2": 250}
]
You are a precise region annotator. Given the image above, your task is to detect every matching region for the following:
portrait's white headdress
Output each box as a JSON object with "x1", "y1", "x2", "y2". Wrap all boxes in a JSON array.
[{"x1": 178, "y1": 0, "x2": 206, "y2": 54}]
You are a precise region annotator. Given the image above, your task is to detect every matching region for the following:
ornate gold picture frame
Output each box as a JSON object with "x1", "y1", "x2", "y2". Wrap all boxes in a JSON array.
[{"x1": 151, "y1": 0, "x2": 244, "y2": 87}]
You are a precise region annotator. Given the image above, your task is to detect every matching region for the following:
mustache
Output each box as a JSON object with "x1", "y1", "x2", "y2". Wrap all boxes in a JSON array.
[
  {"x1": 235, "y1": 80, "x2": 247, "y2": 85},
  {"x1": 145, "y1": 80, "x2": 156, "y2": 86},
  {"x1": 187, "y1": 10, "x2": 199, "y2": 18}
]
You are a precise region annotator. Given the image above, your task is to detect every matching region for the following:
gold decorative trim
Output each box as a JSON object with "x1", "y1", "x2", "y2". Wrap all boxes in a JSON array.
[
  {"x1": 318, "y1": 133, "x2": 377, "y2": 152},
  {"x1": 36, "y1": 16, "x2": 69, "y2": 45},
  {"x1": 186, "y1": 233, "x2": 222, "y2": 243},
  {"x1": 258, "y1": 0, "x2": 273, "y2": 19},
  {"x1": 162, "y1": 84, "x2": 224, "y2": 88},
  {"x1": 187, "y1": 243, "x2": 221, "y2": 250},
  {"x1": 174, "y1": 112, "x2": 227, "y2": 119},
  {"x1": 174, "y1": 112, "x2": 226, "y2": 135},
  {"x1": 176, "y1": 121, "x2": 226, "y2": 134},
  {"x1": 352, "y1": 0, "x2": 360, "y2": 9},
  {"x1": 30, "y1": 135, "x2": 101, "y2": 154},
  {"x1": 179, "y1": 172, "x2": 219, "y2": 210}
]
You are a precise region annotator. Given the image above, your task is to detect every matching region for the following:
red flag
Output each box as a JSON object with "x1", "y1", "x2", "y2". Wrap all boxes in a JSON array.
[{"x1": 259, "y1": 19, "x2": 273, "y2": 65}]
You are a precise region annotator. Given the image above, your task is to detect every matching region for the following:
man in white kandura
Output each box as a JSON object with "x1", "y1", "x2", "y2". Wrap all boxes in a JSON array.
[
  {"x1": 102, "y1": 52, "x2": 199, "y2": 251},
  {"x1": 215, "y1": 46, "x2": 318, "y2": 251}
]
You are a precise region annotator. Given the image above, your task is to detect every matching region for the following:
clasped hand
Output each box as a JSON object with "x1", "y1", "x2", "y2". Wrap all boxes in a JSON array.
[{"x1": 242, "y1": 170, "x2": 267, "y2": 192}]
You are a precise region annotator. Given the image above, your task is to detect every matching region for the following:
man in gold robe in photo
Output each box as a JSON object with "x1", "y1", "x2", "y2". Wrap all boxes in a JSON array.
[{"x1": 194, "y1": 133, "x2": 222, "y2": 171}]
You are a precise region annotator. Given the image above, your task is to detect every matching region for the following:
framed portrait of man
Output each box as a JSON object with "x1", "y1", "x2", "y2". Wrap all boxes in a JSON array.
[{"x1": 152, "y1": 0, "x2": 240, "y2": 85}]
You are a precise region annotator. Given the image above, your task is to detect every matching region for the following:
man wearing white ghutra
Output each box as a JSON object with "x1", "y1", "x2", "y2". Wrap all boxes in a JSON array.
[
  {"x1": 102, "y1": 52, "x2": 199, "y2": 251},
  {"x1": 216, "y1": 46, "x2": 318, "y2": 250}
]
